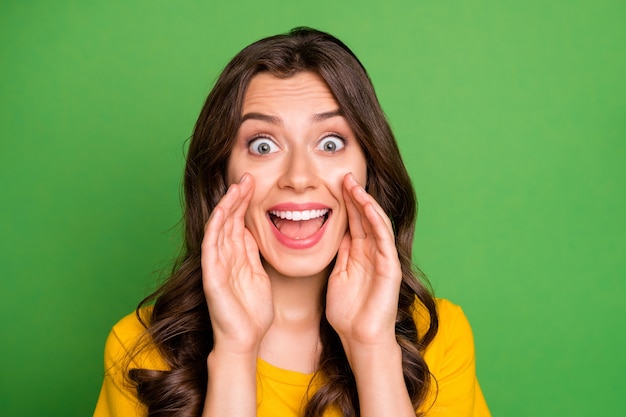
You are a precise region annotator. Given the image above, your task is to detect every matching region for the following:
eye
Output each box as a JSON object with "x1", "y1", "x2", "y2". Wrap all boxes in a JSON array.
[
  {"x1": 248, "y1": 137, "x2": 279, "y2": 155},
  {"x1": 316, "y1": 135, "x2": 345, "y2": 153}
]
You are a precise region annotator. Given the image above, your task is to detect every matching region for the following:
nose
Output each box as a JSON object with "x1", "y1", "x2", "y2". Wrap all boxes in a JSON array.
[{"x1": 277, "y1": 148, "x2": 319, "y2": 192}]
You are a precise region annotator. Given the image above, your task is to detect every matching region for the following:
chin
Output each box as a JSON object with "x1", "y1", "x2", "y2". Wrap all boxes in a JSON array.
[{"x1": 262, "y1": 253, "x2": 335, "y2": 280}]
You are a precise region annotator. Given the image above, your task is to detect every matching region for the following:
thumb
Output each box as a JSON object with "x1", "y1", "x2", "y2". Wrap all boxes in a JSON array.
[
  {"x1": 243, "y1": 228, "x2": 264, "y2": 272},
  {"x1": 331, "y1": 232, "x2": 351, "y2": 275}
]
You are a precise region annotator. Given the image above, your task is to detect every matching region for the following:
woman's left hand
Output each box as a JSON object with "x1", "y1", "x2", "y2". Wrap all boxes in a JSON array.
[{"x1": 326, "y1": 173, "x2": 403, "y2": 351}]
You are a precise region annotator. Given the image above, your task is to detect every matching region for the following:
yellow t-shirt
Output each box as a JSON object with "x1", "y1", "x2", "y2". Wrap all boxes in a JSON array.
[{"x1": 93, "y1": 299, "x2": 490, "y2": 416}]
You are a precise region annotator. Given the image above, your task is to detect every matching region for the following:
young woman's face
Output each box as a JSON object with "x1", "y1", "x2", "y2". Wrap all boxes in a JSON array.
[{"x1": 227, "y1": 71, "x2": 367, "y2": 279}]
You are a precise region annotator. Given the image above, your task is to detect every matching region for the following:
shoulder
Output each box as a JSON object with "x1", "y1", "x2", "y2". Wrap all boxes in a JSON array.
[
  {"x1": 414, "y1": 298, "x2": 475, "y2": 368},
  {"x1": 413, "y1": 298, "x2": 471, "y2": 343},
  {"x1": 107, "y1": 309, "x2": 149, "y2": 350},
  {"x1": 103, "y1": 307, "x2": 168, "y2": 372},
  {"x1": 434, "y1": 298, "x2": 474, "y2": 347},
  {"x1": 412, "y1": 297, "x2": 477, "y2": 390},
  {"x1": 414, "y1": 298, "x2": 491, "y2": 416},
  {"x1": 94, "y1": 309, "x2": 167, "y2": 416}
]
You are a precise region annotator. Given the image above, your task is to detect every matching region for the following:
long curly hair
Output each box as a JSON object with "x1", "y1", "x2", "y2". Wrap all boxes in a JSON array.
[{"x1": 129, "y1": 27, "x2": 438, "y2": 417}]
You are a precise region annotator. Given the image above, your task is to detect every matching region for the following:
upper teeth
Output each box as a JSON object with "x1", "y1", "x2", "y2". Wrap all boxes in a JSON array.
[{"x1": 269, "y1": 209, "x2": 329, "y2": 221}]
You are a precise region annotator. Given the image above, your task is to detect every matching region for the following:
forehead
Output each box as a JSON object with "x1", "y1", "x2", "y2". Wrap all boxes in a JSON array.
[{"x1": 242, "y1": 71, "x2": 339, "y2": 114}]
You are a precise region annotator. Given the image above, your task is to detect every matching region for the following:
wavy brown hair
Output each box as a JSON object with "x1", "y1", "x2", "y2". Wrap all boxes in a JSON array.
[{"x1": 129, "y1": 27, "x2": 438, "y2": 417}]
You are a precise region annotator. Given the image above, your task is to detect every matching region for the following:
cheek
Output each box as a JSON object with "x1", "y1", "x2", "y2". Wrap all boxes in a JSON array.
[
  {"x1": 352, "y1": 150, "x2": 368, "y2": 187},
  {"x1": 225, "y1": 158, "x2": 242, "y2": 187},
  {"x1": 323, "y1": 155, "x2": 367, "y2": 190},
  {"x1": 319, "y1": 165, "x2": 347, "y2": 196},
  {"x1": 242, "y1": 171, "x2": 275, "y2": 225}
]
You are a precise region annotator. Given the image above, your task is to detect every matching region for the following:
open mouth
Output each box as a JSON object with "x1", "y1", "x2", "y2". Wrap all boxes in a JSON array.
[{"x1": 268, "y1": 209, "x2": 331, "y2": 240}]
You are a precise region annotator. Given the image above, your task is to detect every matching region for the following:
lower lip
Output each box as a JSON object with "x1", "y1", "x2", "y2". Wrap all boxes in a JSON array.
[{"x1": 268, "y1": 213, "x2": 331, "y2": 250}]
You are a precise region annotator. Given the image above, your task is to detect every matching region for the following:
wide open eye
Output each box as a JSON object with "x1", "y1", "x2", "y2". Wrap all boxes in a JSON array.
[
  {"x1": 248, "y1": 137, "x2": 280, "y2": 155},
  {"x1": 316, "y1": 135, "x2": 345, "y2": 153}
]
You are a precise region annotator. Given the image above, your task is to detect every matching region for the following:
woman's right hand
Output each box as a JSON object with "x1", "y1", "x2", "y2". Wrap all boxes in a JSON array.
[{"x1": 201, "y1": 173, "x2": 273, "y2": 356}]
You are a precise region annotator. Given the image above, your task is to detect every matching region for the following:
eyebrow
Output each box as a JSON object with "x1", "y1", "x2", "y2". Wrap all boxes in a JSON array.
[
  {"x1": 312, "y1": 109, "x2": 344, "y2": 122},
  {"x1": 240, "y1": 109, "x2": 345, "y2": 126},
  {"x1": 240, "y1": 112, "x2": 282, "y2": 126}
]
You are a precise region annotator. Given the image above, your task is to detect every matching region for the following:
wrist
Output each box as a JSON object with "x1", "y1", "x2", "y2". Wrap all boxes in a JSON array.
[
  {"x1": 210, "y1": 334, "x2": 263, "y2": 358},
  {"x1": 204, "y1": 346, "x2": 259, "y2": 416},
  {"x1": 342, "y1": 340, "x2": 415, "y2": 417},
  {"x1": 207, "y1": 345, "x2": 259, "y2": 376},
  {"x1": 342, "y1": 338, "x2": 403, "y2": 378}
]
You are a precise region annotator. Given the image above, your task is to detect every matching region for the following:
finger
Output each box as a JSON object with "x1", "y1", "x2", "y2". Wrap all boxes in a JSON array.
[
  {"x1": 217, "y1": 174, "x2": 253, "y2": 240},
  {"x1": 204, "y1": 205, "x2": 225, "y2": 255},
  {"x1": 243, "y1": 228, "x2": 263, "y2": 272},
  {"x1": 332, "y1": 231, "x2": 351, "y2": 274},
  {"x1": 204, "y1": 180, "x2": 238, "y2": 245},
  {"x1": 343, "y1": 175, "x2": 366, "y2": 239},
  {"x1": 344, "y1": 173, "x2": 380, "y2": 238},
  {"x1": 220, "y1": 184, "x2": 243, "y2": 239},
  {"x1": 202, "y1": 206, "x2": 227, "y2": 287},
  {"x1": 344, "y1": 173, "x2": 394, "y2": 235},
  {"x1": 231, "y1": 174, "x2": 254, "y2": 238},
  {"x1": 203, "y1": 176, "x2": 248, "y2": 264},
  {"x1": 343, "y1": 174, "x2": 397, "y2": 261},
  {"x1": 362, "y1": 201, "x2": 397, "y2": 258}
]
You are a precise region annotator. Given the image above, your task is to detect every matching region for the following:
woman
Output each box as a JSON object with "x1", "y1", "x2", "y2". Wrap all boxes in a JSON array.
[{"x1": 94, "y1": 27, "x2": 490, "y2": 417}]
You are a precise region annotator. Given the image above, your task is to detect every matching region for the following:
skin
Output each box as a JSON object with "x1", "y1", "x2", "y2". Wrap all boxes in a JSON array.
[{"x1": 201, "y1": 72, "x2": 414, "y2": 417}]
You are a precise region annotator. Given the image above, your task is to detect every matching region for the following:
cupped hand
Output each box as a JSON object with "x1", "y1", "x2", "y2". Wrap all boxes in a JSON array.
[
  {"x1": 201, "y1": 173, "x2": 273, "y2": 355},
  {"x1": 326, "y1": 173, "x2": 403, "y2": 349}
]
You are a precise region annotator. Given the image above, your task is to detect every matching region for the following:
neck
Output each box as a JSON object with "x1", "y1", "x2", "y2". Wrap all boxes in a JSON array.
[
  {"x1": 262, "y1": 260, "x2": 328, "y2": 326},
  {"x1": 259, "y1": 261, "x2": 328, "y2": 373}
]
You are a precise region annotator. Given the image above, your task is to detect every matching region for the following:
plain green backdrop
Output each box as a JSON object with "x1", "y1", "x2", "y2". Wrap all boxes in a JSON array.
[{"x1": 1, "y1": 1, "x2": 624, "y2": 416}]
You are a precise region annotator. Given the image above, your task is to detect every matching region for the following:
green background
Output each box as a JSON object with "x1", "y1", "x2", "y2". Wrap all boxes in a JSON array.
[{"x1": 1, "y1": 1, "x2": 624, "y2": 416}]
